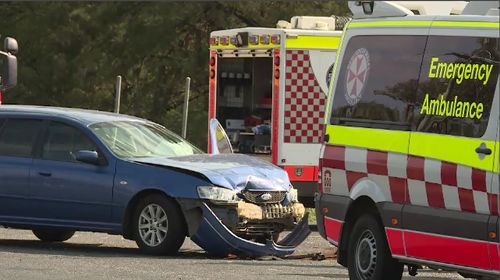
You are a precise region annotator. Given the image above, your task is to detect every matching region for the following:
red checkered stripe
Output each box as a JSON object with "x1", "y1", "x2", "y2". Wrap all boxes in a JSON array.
[
  {"x1": 283, "y1": 50, "x2": 325, "y2": 144},
  {"x1": 321, "y1": 145, "x2": 499, "y2": 216}
]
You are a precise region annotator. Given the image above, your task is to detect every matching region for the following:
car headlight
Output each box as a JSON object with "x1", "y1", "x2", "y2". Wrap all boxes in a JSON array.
[
  {"x1": 197, "y1": 186, "x2": 239, "y2": 203},
  {"x1": 288, "y1": 187, "x2": 299, "y2": 203}
]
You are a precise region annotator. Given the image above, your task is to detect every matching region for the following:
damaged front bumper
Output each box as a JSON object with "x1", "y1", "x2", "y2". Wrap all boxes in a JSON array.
[{"x1": 190, "y1": 202, "x2": 310, "y2": 257}]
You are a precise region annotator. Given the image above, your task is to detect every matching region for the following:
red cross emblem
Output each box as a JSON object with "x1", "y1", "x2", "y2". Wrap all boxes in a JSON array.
[{"x1": 345, "y1": 48, "x2": 370, "y2": 105}]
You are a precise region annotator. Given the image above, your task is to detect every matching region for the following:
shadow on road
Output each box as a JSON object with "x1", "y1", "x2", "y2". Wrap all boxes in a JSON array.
[
  {"x1": 278, "y1": 273, "x2": 347, "y2": 278},
  {"x1": 0, "y1": 239, "x2": 207, "y2": 259},
  {"x1": 200, "y1": 261, "x2": 331, "y2": 269},
  {"x1": 0, "y1": 238, "x2": 333, "y2": 262}
]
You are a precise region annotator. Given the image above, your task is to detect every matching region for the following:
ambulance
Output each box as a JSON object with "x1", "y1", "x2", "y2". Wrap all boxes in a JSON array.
[
  {"x1": 315, "y1": 1, "x2": 499, "y2": 279},
  {"x1": 0, "y1": 37, "x2": 18, "y2": 103},
  {"x1": 208, "y1": 16, "x2": 348, "y2": 206}
]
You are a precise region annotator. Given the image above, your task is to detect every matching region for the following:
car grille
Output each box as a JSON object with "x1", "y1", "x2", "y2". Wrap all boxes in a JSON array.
[
  {"x1": 242, "y1": 191, "x2": 286, "y2": 204},
  {"x1": 261, "y1": 204, "x2": 294, "y2": 220}
]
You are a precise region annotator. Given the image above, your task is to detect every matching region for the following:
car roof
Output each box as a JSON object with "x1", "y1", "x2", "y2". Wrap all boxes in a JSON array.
[{"x1": 0, "y1": 105, "x2": 147, "y2": 126}]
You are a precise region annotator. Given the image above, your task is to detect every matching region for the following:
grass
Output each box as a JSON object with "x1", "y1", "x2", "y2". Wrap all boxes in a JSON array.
[{"x1": 305, "y1": 208, "x2": 317, "y2": 224}]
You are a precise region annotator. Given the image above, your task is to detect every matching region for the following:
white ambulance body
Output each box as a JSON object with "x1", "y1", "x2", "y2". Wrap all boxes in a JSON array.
[
  {"x1": 316, "y1": 1, "x2": 500, "y2": 279},
  {"x1": 208, "y1": 17, "x2": 345, "y2": 205}
]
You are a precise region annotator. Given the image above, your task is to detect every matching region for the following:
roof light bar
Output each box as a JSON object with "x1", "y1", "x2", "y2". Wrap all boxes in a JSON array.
[
  {"x1": 260, "y1": 34, "x2": 270, "y2": 45},
  {"x1": 271, "y1": 35, "x2": 280, "y2": 44},
  {"x1": 220, "y1": 36, "x2": 229, "y2": 46},
  {"x1": 230, "y1": 36, "x2": 238, "y2": 45},
  {"x1": 210, "y1": 36, "x2": 218, "y2": 46},
  {"x1": 249, "y1": 35, "x2": 259, "y2": 45}
]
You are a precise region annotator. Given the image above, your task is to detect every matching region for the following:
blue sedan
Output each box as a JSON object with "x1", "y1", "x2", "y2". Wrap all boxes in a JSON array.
[{"x1": 0, "y1": 106, "x2": 309, "y2": 257}]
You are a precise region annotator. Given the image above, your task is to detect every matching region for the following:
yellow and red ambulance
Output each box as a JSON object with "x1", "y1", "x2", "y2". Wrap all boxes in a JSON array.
[
  {"x1": 208, "y1": 16, "x2": 347, "y2": 206},
  {"x1": 316, "y1": 1, "x2": 499, "y2": 279}
]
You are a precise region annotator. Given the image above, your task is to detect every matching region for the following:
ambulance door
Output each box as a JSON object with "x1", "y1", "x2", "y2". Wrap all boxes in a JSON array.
[
  {"x1": 279, "y1": 35, "x2": 339, "y2": 200},
  {"x1": 405, "y1": 29, "x2": 499, "y2": 271},
  {"x1": 322, "y1": 31, "x2": 428, "y2": 251},
  {"x1": 490, "y1": 136, "x2": 499, "y2": 272},
  {"x1": 208, "y1": 118, "x2": 233, "y2": 154}
]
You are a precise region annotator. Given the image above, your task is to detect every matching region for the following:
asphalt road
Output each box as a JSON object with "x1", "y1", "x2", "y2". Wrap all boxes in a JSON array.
[{"x1": 0, "y1": 228, "x2": 463, "y2": 280}]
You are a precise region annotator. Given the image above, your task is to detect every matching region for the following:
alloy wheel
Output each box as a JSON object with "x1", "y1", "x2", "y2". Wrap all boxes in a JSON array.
[{"x1": 138, "y1": 203, "x2": 169, "y2": 247}]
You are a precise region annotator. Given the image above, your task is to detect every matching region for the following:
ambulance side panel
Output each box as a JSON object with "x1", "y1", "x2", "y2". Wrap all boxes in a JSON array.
[
  {"x1": 402, "y1": 25, "x2": 499, "y2": 272},
  {"x1": 317, "y1": 23, "x2": 430, "y2": 263},
  {"x1": 317, "y1": 17, "x2": 500, "y2": 276}
]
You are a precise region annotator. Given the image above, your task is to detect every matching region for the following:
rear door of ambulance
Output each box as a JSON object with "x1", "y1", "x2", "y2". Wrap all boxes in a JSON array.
[
  {"x1": 278, "y1": 31, "x2": 340, "y2": 201},
  {"x1": 403, "y1": 18, "x2": 499, "y2": 273},
  {"x1": 207, "y1": 29, "x2": 278, "y2": 156}
]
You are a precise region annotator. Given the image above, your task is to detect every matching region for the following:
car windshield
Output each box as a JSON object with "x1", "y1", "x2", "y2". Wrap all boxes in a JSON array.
[{"x1": 90, "y1": 121, "x2": 202, "y2": 158}]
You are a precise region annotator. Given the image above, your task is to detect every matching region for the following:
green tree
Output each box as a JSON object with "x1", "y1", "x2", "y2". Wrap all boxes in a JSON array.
[{"x1": 0, "y1": 1, "x2": 349, "y2": 149}]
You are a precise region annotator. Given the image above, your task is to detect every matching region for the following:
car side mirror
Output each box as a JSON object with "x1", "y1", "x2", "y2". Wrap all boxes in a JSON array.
[{"x1": 75, "y1": 150, "x2": 101, "y2": 165}]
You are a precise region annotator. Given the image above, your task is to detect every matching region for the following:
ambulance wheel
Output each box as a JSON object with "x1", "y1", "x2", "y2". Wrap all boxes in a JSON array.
[
  {"x1": 133, "y1": 195, "x2": 186, "y2": 255},
  {"x1": 347, "y1": 214, "x2": 403, "y2": 280}
]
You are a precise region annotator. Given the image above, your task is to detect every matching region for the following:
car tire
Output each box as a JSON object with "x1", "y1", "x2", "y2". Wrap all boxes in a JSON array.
[
  {"x1": 32, "y1": 229, "x2": 75, "y2": 242},
  {"x1": 347, "y1": 214, "x2": 403, "y2": 280},
  {"x1": 133, "y1": 194, "x2": 186, "y2": 255}
]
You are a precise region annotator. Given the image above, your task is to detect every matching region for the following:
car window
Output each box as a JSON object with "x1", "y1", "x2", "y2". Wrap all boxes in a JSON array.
[
  {"x1": 330, "y1": 35, "x2": 427, "y2": 130},
  {"x1": 414, "y1": 36, "x2": 499, "y2": 138},
  {"x1": 90, "y1": 121, "x2": 202, "y2": 158},
  {"x1": 0, "y1": 119, "x2": 42, "y2": 158},
  {"x1": 41, "y1": 122, "x2": 97, "y2": 162}
]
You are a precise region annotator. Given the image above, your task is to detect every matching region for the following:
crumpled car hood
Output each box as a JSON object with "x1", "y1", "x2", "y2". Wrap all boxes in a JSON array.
[{"x1": 133, "y1": 154, "x2": 290, "y2": 192}]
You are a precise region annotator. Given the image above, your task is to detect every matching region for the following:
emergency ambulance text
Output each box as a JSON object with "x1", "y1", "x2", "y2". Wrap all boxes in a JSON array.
[
  {"x1": 428, "y1": 57, "x2": 494, "y2": 85},
  {"x1": 420, "y1": 94, "x2": 483, "y2": 120}
]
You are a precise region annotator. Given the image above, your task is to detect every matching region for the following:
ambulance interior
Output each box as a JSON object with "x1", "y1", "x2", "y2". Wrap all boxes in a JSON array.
[{"x1": 216, "y1": 57, "x2": 273, "y2": 155}]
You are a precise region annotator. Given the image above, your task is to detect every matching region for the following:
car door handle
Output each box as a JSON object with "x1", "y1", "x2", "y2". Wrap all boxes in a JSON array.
[
  {"x1": 38, "y1": 171, "x2": 52, "y2": 177},
  {"x1": 475, "y1": 145, "x2": 492, "y2": 155}
]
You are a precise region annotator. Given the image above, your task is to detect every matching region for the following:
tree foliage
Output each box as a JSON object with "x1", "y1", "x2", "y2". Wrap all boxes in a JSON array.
[{"x1": 0, "y1": 1, "x2": 349, "y2": 148}]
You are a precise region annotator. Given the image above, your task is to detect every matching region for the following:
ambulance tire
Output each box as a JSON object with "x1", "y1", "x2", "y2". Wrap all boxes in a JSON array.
[{"x1": 347, "y1": 214, "x2": 403, "y2": 280}]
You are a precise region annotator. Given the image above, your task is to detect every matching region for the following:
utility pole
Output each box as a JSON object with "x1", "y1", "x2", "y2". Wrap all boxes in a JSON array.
[
  {"x1": 114, "y1": 75, "x2": 122, "y2": 113},
  {"x1": 182, "y1": 77, "x2": 191, "y2": 139}
]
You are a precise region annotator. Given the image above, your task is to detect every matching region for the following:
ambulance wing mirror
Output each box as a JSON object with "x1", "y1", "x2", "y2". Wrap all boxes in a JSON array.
[
  {"x1": 209, "y1": 118, "x2": 233, "y2": 155},
  {"x1": 1, "y1": 53, "x2": 17, "y2": 90},
  {"x1": 4, "y1": 37, "x2": 18, "y2": 54},
  {"x1": 1, "y1": 37, "x2": 18, "y2": 90}
]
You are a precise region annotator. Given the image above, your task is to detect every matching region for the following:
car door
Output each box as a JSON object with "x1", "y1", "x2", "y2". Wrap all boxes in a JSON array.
[
  {"x1": 404, "y1": 32, "x2": 499, "y2": 271},
  {"x1": 209, "y1": 118, "x2": 233, "y2": 154},
  {"x1": 0, "y1": 118, "x2": 44, "y2": 221},
  {"x1": 30, "y1": 120, "x2": 115, "y2": 226}
]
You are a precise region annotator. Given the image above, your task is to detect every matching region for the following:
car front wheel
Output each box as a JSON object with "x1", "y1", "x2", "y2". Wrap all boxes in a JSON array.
[
  {"x1": 133, "y1": 195, "x2": 186, "y2": 255},
  {"x1": 32, "y1": 229, "x2": 75, "y2": 242},
  {"x1": 347, "y1": 214, "x2": 403, "y2": 280}
]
